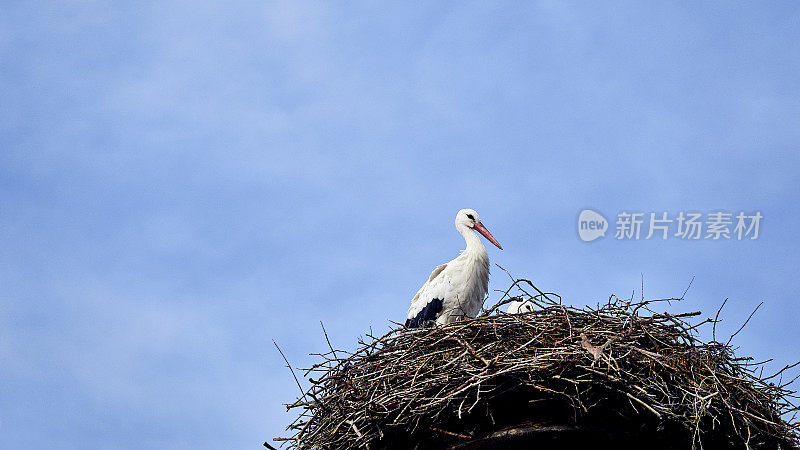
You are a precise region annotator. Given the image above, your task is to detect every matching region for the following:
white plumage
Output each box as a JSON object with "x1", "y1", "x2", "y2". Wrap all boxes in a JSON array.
[
  {"x1": 406, "y1": 209, "x2": 503, "y2": 328},
  {"x1": 506, "y1": 299, "x2": 535, "y2": 314}
]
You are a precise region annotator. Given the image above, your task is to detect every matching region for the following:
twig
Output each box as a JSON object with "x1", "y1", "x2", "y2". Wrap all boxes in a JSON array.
[
  {"x1": 320, "y1": 321, "x2": 338, "y2": 360},
  {"x1": 726, "y1": 302, "x2": 763, "y2": 346},
  {"x1": 713, "y1": 298, "x2": 728, "y2": 343},
  {"x1": 681, "y1": 276, "x2": 695, "y2": 300},
  {"x1": 274, "y1": 339, "x2": 308, "y2": 404}
]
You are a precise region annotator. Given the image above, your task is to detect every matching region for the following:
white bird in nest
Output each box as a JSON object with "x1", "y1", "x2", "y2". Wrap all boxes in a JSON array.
[
  {"x1": 506, "y1": 299, "x2": 536, "y2": 314},
  {"x1": 406, "y1": 209, "x2": 503, "y2": 328}
]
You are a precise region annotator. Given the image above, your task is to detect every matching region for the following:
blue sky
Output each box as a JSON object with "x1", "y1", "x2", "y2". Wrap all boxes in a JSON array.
[{"x1": 1, "y1": 1, "x2": 799, "y2": 448}]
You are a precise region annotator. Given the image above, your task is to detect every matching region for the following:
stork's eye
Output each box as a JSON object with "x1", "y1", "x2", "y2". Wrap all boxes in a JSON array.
[{"x1": 466, "y1": 214, "x2": 475, "y2": 221}]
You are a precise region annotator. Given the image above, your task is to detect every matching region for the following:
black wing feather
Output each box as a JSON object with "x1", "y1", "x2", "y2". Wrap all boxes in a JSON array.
[{"x1": 405, "y1": 298, "x2": 443, "y2": 328}]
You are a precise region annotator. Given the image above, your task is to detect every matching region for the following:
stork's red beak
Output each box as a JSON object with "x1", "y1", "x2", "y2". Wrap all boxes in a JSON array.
[{"x1": 473, "y1": 221, "x2": 503, "y2": 250}]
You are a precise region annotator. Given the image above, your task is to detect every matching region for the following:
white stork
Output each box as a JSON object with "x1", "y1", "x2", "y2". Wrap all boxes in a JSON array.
[
  {"x1": 405, "y1": 209, "x2": 503, "y2": 328},
  {"x1": 506, "y1": 299, "x2": 535, "y2": 314}
]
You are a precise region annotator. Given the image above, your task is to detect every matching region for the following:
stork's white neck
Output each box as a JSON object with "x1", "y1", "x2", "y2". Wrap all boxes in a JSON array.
[{"x1": 458, "y1": 224, "x2": 488, "y2": 256}]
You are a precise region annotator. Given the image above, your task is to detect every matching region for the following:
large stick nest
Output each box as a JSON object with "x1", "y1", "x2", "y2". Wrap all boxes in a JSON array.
[{"x1": 276, "y1": 280, "x2": 799, "y2": 449}]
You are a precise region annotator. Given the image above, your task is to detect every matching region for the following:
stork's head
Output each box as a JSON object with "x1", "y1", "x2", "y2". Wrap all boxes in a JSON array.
[{"x1": 456, "y1": 208, "x2": 503, "y2": 250}]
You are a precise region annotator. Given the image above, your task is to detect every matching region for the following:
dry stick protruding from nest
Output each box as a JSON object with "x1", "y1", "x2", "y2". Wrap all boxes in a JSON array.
[{"x1": 275, "y1": 281, "x2": 800, "y2": 450}]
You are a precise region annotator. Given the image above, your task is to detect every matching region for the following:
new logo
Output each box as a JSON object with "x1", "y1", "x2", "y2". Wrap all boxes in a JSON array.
[{"x1": 578, "y1": 209, "x2": 608, "y2": 242}]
